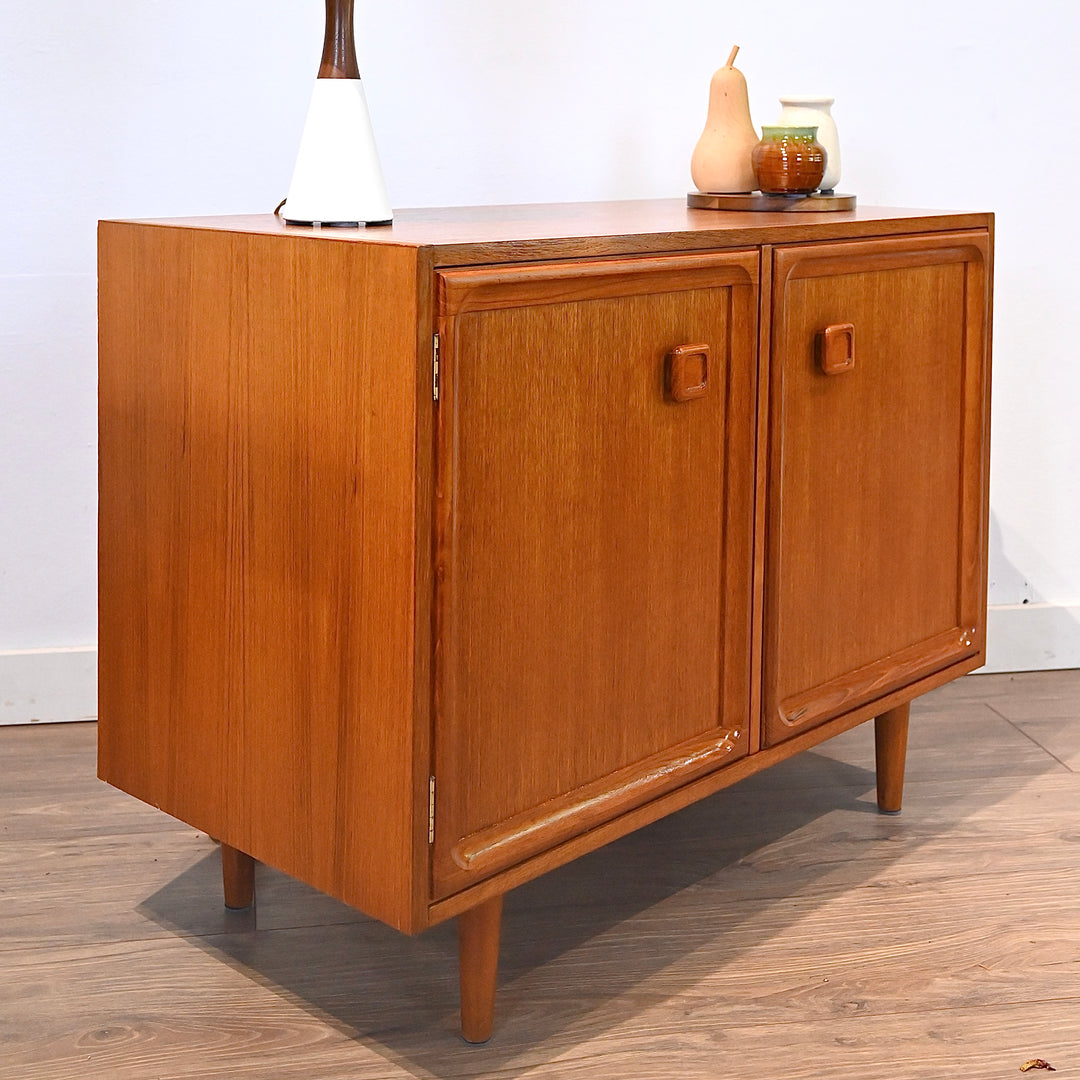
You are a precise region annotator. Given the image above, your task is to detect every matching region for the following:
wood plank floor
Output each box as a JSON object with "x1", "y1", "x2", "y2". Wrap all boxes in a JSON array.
[{"x1": 1, "y1": 670, "x2": 1077, "y2": 1079}]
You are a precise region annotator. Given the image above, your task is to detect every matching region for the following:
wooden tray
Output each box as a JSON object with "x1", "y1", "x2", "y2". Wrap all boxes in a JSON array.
[{"x1": 688, "y1": 191, "x2": 856, "y2": 212}]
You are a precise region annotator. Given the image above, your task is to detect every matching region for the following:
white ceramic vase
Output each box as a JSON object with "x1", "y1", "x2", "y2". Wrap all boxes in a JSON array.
[{"x1": 777, "y1": 96, "x2": 841, "y2": 192}]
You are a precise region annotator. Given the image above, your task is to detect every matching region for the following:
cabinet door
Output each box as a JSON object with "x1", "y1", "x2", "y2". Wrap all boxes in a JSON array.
[
  {"x1": 764, "y1": 232, "x2": 990, "y2": 745},
  {"x1": 432, "y1": 252, "x2": 758, "y2": 898}
]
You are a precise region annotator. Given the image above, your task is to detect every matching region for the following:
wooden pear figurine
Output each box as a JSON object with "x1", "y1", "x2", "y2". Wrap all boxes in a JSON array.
[{"x1": 691, "y1": 46, "x2": 759, "y2": 194}]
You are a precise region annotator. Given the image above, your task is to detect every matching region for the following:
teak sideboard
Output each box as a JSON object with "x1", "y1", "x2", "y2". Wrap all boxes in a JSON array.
[{"x1": 98, "y1": 200, "x2": 992, "y2": 1041}]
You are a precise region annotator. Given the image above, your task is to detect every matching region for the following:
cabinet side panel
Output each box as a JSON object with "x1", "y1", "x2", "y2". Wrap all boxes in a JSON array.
[
  {"x1": 229, "y1": 233, "x2": 420, "y2": 929},
  {"x1": 99, "y1": 223, "x2": 232, "y2": 831},
  {"x1": 98, "y1": 224, "x2": 420, "y2": 930}
]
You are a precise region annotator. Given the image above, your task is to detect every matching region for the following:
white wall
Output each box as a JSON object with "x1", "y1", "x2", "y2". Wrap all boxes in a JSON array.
[{"x1": 2, "y1": 0, "x2": 1077, "y2": 720}]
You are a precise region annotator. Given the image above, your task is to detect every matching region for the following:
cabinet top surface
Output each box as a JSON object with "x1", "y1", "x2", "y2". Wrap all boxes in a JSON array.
[{"x1": 104, "y1": 199, "x2": 992, "y2": 263}]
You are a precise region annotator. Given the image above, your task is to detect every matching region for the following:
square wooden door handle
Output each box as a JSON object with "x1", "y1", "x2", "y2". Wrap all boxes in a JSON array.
[
  {"x1": 819, "y1": 323, "x2": 855, "y2": 374},
  {"x1": 667, "y1": 343, "x2": 710, "y2": 401}
]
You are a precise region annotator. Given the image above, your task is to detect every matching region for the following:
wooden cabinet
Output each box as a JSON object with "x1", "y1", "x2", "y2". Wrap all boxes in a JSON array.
[{"x1": 98, "y1": 202, "x2": 992, "y2": 1042}]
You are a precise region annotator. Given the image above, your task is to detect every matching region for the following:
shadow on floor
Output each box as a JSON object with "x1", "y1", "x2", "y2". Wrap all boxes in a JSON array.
[{"x1": 134, "y1": 734, "x2": 1054, "y2": 1078}]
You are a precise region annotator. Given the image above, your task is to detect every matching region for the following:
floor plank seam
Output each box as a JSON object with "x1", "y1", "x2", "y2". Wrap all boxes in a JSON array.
[
  {"x1": 987, "y1": 704, "x2": 1077, "y2": 772},
  {"x1": 674, "y1": 993, "x2": 1080, "y2": 1029}
]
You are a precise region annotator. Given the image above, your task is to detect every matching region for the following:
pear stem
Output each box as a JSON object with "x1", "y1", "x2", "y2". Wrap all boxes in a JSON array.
[{"x1": 725, "y1": 45, "x2": 740, "y2": 68}]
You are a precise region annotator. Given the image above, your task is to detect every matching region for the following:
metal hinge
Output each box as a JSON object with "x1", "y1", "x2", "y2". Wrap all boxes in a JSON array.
[
  {"x1": 432, "y1": 334, "x2": 440, "y2": 402},
  {"x1": 428, "y1": 775, "x2": 436, "y2": 843}
]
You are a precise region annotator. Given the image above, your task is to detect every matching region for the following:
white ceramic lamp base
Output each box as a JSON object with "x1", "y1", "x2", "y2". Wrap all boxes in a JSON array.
[{"x1": 282, "y1": 79, "x2": 392, "y2": 227}]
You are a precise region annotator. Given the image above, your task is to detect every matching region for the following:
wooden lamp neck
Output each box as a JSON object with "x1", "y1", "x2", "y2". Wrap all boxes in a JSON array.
[{"x1": 319, "y1": 0, "x2": 360, "y2": 79}]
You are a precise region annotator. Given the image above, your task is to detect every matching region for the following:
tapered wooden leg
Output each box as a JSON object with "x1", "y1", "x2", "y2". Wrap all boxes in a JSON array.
[
  {"x1": 875, "y1": 703, "x2": 911, "y2": 814},
  {"x1": 458, "y1": 894, "x2": 503, "y2": 1043},
  {"x1": 221, "y1": 843, "x2": 255, "y2": 909}
]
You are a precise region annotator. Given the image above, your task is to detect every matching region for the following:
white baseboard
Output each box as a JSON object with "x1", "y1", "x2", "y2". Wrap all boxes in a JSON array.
[
  {"x1": 980, "y1": 603, "x2": 1080, "y2": 674},
  {"x1": 0, "y1": 646, "x2": 97, "y2": 725}
]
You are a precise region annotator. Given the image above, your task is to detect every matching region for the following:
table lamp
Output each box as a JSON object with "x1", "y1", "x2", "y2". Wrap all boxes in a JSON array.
[{"x1": 280, "y1": 0, "x2": 393, "y2": 226}]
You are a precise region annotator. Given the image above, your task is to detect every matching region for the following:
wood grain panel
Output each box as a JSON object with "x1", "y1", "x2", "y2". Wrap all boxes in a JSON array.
[
  {"x1": 97, "y1": 224, "x2": 422, "y2": 931},
  {"x1": 432, "y1": 252, "x2": 758, "y2": 898},
  {"x1": 763, "y1": 231, "x2": 990, "y2": 745}
]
